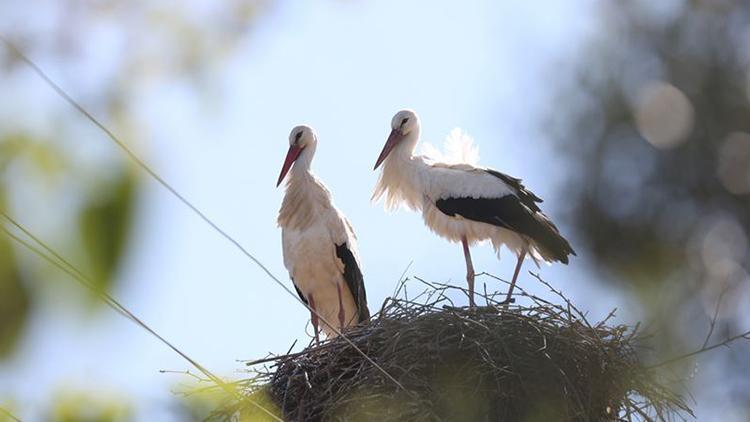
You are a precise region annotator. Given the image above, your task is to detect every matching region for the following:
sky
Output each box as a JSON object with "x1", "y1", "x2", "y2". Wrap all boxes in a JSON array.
[{"x1": 3, "y1": 0, "x2": 734, "y2": 420}]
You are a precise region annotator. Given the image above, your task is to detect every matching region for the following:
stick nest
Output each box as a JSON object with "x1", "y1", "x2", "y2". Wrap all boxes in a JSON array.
[{"x1": 216, "y1": 274, "x2": 692, "y2": 421}]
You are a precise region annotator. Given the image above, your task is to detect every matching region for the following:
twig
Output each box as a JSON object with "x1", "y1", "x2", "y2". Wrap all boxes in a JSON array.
[
  {"x1": 243, "y1": 342, "x2": 339, "y2": 367},
  {"x1": 159, "y1": 369, "x2": 208, "y2": 382},
  {"x1": 702, "y1": 284, "x2": 729, "y2": 349},
  {"x1": 648, "y1": 330, "x2": 750, "y2": 370},
  {"x1": 390, "y1": 260, "x2": 413, "y2": 299}
]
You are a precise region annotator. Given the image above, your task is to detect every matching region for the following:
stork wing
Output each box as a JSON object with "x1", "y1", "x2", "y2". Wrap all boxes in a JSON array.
[
  {"x1": 435, "y1": 193, "x2": 575, "y2": 264},
  {"x1": 483, "y1": 169, "x2": 543, "y2": 212},
  {"x1": 289, "y1": 277, "x2": 308, "y2": 305},
  {"x1": 335, "y1": 242, "x2": 370, "y2": 323}
]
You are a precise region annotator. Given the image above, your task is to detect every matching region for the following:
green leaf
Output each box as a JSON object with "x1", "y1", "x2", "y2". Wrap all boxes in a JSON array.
[
  {"x1": 0, "y1": 222, "x2": 31, "y2": 359},
  {"x1": 49, "y1": 391, "x2": 131, "y2": 422},
  {"x1": 78, "y1": 170, "x2": 137, "y2": 295}
]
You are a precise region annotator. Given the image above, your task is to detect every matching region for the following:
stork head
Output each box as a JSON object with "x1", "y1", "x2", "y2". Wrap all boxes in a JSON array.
[
  {"x1": 374, "y1": 109, "x2": 420, "y2": 170},
  {"x1": 277, "y1": 125, "x2": 317, "y2": 187}
]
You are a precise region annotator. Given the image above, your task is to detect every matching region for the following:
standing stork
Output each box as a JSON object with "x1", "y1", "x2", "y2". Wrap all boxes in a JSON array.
[
  {"x1": 277, "y1": 125, "x2": 370, "y2": 343},
  {"x1": 372, "y1": 110, "x2": 575, "y2": 307}
]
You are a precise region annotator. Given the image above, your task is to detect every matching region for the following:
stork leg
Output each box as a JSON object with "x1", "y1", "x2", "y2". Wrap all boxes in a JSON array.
[
  {"x1": 308, "y1": 294, "x2": 320, "y2": 345},
  {"x1": 336, "y1": 283, "x2": 346, "y2": 332},
  {"x1": 461, "y1": 236, "x2": 476, "y2": 308},
  {"x1": 503, "y1": 250, "x2": 527, "y2": 305}
]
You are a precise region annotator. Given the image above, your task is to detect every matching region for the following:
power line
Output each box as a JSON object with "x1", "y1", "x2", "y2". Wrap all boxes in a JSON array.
[
  {"x1": 0, "y1": 213, "x2": 282, "y2": 422},
  {"x1": 0, "y1": 35, "x2": 407, "y2": 393},
  {"x1": 0, "y1": 407, "x2": 21, "y2": 422}
]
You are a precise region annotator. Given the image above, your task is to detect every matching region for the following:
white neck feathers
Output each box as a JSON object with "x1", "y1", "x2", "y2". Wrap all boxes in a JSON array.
[
  {"x1": 278, "y1": 152, "x2": 332, "y2": 230},
  {"x1": 372, "y1": 135, "x2": 426, "y2": 212}
]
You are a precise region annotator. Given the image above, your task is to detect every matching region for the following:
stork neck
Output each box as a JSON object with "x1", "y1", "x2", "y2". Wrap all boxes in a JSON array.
[
  {"x1": 392, "y1": 129, "x2": 420, "y2": 161},
  {"x1": 291, "y1": 144, "x2": 316, "y2": 178},
  {"x1": 373, "y1": 130, "x2": 426, "y2": 211}
]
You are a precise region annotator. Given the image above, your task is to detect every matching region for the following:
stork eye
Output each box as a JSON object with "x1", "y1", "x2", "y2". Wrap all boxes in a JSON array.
[
  {"x1": 295, "y1": 131, "x2": 303, "y2": 142},
  {"x1": 401, "y1": 118, "x2": 409, "y2": 126}
]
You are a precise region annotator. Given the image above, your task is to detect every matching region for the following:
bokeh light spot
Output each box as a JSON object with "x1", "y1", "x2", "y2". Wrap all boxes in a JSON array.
[
  {"x1": 717, "y1": 132, "x2": 750, "y2": 195},
  {"x1": 701, "y1": 216, "x2": 748, "y2": 276},
  {"x1": 635, "y1": 81, "x2": 694, "y2": 149}
]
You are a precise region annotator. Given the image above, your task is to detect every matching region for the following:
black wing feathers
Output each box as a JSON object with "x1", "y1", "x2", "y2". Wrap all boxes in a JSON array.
[
  {"x1": 291, "y1": 278, "x2": 308, "y2": 305},
  {"x1": 484, "y1": 169, "x2": 543, "y2": 212},
  {"x1": 335, "y1": 243, "x2": 370, "y2": 323},
  {"x1": 435, "y1": 169, "x2": 575, "y2": 263}
]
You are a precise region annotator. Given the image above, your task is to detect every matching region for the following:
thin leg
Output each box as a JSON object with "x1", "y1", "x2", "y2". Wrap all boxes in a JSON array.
[
  {"x1": 308, "y1": 294, "x2": 320, "y2": 345},
  {"x1": 461, "y1": 236, "x2": 476, "y2": 308},
  {"x1": 336, "y1": 283, "x2": 346, "y2": 332},
  {"x1": 503, "y1": 250, "x2": 527, "y2": 305}
]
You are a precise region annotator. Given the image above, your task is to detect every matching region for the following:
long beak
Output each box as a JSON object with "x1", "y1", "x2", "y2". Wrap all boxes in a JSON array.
[
  {"x1": 374, "y1": 129, "x2": 403, "y2": 170},
  {"x1": 277, "y1": 144, "x2": 303, "y2": 187}
]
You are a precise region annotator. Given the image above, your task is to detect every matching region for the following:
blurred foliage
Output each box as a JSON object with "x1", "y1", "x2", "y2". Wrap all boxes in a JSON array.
[
  {"x1": 79, "y1": 169, "x2": 136, "y2": 295},
  {"x1": 0, "y1": 217, "x2": 30, "y2": 359},
  {"x1": 172, "y1": 383, "x2": 231, "y2": 421},
  {"x1": 548, "y1": 0, "x2": 750, "y2": 411},
  {"x1": 0, "y1": 132, "x2": 138, "y2": 352},
  {"x1": 0, "y1": 0, "x2": 272, "y2": 360},
  {"x1": 47, "y1": 391, "x2": 131, "y2": 422},
  {"x1": 0, "y1": 133, "x2": 68, "y2": 354},
  {"x1": 0, "y1": 132, "x2": 67, "y2": 177},
  {"x1": 0, "y1": 0, "x2": 277, "y2": 418},
  {"x1": 0, "y1": 405, "x2": 21, "y2": 422},
  {"x1": 226, "y1": 388, "x2": 281, "y2": 422},
  {"x1": 551, "y1": 1, "x2": 750, "y2": 304},
  {"x1": 175, "y1": 382, "x2": 280, "y2": 421},
  {"x1": 1, "y1": 0, "x2": 270, "y2": 83},
  {"x1": 0, "y1": 142, "x2": 32, "y2": 358}
]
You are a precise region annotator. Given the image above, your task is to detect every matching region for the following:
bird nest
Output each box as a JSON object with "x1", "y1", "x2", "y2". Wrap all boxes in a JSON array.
[{"x1": 212, "y1": 274, "x2": 692, "y2": 421}]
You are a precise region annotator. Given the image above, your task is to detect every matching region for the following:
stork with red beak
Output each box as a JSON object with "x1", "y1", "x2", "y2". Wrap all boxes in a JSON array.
[
  {"x1": 373, "y1": 110, "x2": 575, "y2": 307},
  {"x1": 278, "y1": 125, "x2": 370, "y2": 342}
]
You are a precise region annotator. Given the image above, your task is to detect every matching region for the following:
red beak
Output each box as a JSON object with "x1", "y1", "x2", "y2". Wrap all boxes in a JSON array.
[
  {"x1": 374, "y1": 129, "x2": 403, "y2": 170},
  {"x1": 277, "y1": 144, "x2": 303, "y2": 187}
]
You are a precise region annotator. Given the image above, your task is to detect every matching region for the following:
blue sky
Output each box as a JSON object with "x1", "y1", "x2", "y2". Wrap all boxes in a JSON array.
[{"x1": 6, "y1": 1, "x2": 737, "y2": 420}]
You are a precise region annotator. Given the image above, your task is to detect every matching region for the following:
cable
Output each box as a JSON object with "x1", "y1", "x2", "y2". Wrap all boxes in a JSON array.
[
  {"x1": 0, "y1": 214, "x2": 282, "y2": 422},
  {"x1": 0, "y1": 407, "x2": 21, "y2": 422},
  {"x1": 0, "y1": 36, "x2": 407, "y2": 393}
]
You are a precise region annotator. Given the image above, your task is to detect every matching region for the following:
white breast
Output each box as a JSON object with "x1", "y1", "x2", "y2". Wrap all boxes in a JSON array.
[{"x1": 279, "y1": 175, "x2": 359, "y2": 336}]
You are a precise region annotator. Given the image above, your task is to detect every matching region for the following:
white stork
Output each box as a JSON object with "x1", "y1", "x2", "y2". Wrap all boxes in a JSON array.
[
  {"x1": 277, "y1": 125, "x2": 370, "y2": 342},
  {"x1": 372, "y1": 110, "x2": 575, "y2": 307}
]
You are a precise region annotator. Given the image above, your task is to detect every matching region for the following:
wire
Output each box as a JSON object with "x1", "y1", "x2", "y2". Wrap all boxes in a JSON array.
[
  {"x1": 0, "y1": 36, "x2": 407, "y2": 393},
  {"x1": 0, "y1": 407, "x2": 21, "y2": 422},
  {"x1": 0, "y1": 214, "x2": 282, "y2": 422}
]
